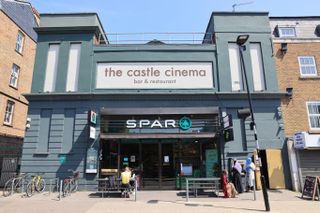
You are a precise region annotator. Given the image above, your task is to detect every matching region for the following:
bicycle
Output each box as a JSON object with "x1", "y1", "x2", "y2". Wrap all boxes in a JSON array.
[
  {"x1": 62, "y1": 170, "x2": 80, "y2": 197},
  {"x1": 26, "y1": 173, "x2": 46, "y2": 197},
  {"x1": 3, "y1": 173, "x2": 29, "y2": 197}
]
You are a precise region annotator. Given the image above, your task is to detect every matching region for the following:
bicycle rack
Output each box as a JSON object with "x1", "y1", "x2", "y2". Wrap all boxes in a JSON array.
[
  {"x1": 45, "y1": 178, "x2": 60, "y2": 195},
  {"x1": 9, "y1": 176, "x2": 28, "y2": 196}
]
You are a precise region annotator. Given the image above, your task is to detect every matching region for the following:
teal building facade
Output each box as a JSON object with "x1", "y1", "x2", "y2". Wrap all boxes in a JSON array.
[{"x1": 21, "y1": 12, "x2": 290, "y2": 190}]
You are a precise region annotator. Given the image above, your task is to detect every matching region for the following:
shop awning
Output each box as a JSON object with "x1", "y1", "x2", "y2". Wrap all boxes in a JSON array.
[
  {"x1": 100, "y1": 133, "x2": 216, "y2": 139},
  {"x1": 100, "y1": 107, "x2": 219, "y2": 115}
]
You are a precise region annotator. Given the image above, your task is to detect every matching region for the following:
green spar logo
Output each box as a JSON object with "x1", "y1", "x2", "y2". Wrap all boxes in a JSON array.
[{"x1": 179, "y1": 116, "x2": 192, "y2": 130}]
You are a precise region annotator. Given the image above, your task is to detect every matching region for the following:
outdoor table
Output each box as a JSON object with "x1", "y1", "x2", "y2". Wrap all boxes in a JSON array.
[
  {"x1": 96, "y1": 177, "x2": 137, "y2": 201},
  {"x1": 185, "y1": 177, "x2": 221, "y2": 202}
]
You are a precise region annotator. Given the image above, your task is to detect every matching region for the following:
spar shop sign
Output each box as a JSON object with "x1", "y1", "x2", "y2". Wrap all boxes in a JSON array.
[{"x1": 126, "y1": 117, "x2": 192, "y2": 131}]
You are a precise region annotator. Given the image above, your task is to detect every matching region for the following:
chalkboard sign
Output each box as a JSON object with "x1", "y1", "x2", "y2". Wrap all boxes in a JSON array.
[{"x1": 301, "y1": 176, "x2": 319, "y2": 200}]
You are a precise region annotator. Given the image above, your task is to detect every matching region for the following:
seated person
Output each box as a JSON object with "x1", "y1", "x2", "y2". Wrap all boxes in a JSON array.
[
  {"x1": 221, "y1": 169, "x2": 237, "y2": 198},
  {"x1": 121, "y1": 167, "x2": 131, "y2": 198}
]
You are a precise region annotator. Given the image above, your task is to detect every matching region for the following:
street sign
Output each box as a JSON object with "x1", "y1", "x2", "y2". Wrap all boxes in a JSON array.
[
  {"x1": 223, "y1": 114, "x2": 233, "y2": 129},
  {"x1": 89, "y1": 110, "x2": 97, "y2": 125},
  {"x1": 90, "y1": 126, "x2": 96, "y2": 139}
]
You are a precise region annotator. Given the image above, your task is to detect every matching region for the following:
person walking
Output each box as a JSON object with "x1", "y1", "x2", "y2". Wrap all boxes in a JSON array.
[
  {"x1": 244, "y1": 157, "x2": 256, "y2": 191},
  {"x1": 232, "y1": 159, "x2": 243, "y2": 193}
]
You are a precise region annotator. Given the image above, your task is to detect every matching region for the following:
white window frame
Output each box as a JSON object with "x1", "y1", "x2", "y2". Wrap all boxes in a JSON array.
[
  {"x1": 250, "y1": 43, "x2": 266, "y2": 91},
  {"x1": 44, "y1": 44, "x2": 60, "y2": 92},
  {"x1": 278, "y1": 27, "x2": 296, "y2": 38},
  {"x1": 4, "y1": 100, "x2": 15, "y2": 125},
  {"x1": 9, "y1": 64, "x2": 20, "y2": 88},
  {"x1": 306, "y1": 101, "x2": 320, "y2": 130},
  {"x1": 298, "y1": 56, "x2": 318, "y2": 77},
  {"x1": 66, "y1": 43, "x2": 81, "y2": 92},
  {"x1": 15, "y1": 31, "x2": 25, "y2": 53},
  {"x1": 228, "y1": 43, "x2": 243, "y2": 91}
]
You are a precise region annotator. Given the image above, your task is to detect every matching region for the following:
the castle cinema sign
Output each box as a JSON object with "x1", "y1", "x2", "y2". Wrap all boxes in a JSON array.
[{"x1": 96, "y1": 62, "x2": 213, "y2": 89}]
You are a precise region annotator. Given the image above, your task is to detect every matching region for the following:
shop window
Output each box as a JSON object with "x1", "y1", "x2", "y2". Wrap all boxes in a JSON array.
[
  {"x1": 15, "y1": 31, "x2": 25, "y2": 53},
  {"x1": 9, "y1": 64, "x2": 20, "y2": 88},
  {"x1": 66, "y1": 43, "x2": 81, "y2": 92},
  {"x1": 250, "y1": 43, "x2": 265, "y2": 91},
  {"x1": 228, "y1": 43, "x2": 243, "y2": 91},
  {"x1": 298, "y1": 56, "x2": 317, "y2": 77},
  {"x1": 307, "y1": 102, "x2": 320, "y2": 130},
  {"x1": 44, "y1": 44, "x2": 60, "y2": 92},
  {"x1": 278, "y1": 27, "x2": 296, "y2": 38},
  {"x1": 4, "y1": 100, "x2": 15, "y2": 125}
]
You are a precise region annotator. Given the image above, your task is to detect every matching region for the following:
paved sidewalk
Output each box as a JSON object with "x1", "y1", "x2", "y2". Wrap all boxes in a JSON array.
[{"x1": 0, "y1": 189, "x2": 319, "y2": 213}]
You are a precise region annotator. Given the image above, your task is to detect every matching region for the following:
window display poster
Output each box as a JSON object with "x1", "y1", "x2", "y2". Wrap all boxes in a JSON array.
[
  {"x1": 205, "y1": 149, "x2": 218, "y2": 177},
  {"x1": 164, "y1": 155, "x2": 169, "y2": 163},
  {"x1": 86, "y1": 147, "x2": 98, "y2": 173}
]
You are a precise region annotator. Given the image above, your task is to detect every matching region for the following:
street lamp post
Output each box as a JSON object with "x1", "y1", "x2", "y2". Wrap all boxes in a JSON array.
[{"x1": 236, "y1": 35, "x2": 271, "y2": 212}]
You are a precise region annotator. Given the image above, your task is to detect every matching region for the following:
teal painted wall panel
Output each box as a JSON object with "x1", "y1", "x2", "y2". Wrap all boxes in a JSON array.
[
  {"x1": 216, "y1": 34, "x2": 278, "y2": 92},
  {"x1": 36, "y1": 109, "x2": 52, "y2": 153},
  {"x1": 78, "y1": 39, "x2": 94, "y2": 92},
  {"x1": 62, "y1": 109, "x2": 76, "y2": 153},
  {"x1": 32, "y1": 33, "x2": 94, "y2": 93},
  {"x1": 212, "y1": 13, "x2": 271, "y2": 33},
  {"x1": 40, "y1": 14, "x2": 100, "y2": 28},
  {"x1": 31, "y1": 42, "x2": 49, "y2": 93},
  {"x1": 55, "y1": 42, "x2": 70, "y2": 92}
]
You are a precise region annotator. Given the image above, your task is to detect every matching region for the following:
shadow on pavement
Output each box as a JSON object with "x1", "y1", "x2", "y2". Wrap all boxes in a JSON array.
[{"x1": 144, "y1": 198, "x2": 264, "y2": 212}]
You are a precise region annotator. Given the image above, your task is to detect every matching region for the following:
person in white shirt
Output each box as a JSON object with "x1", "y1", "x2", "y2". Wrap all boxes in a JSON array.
[{"x1": 244, "y1": 157, "x2": 256, "y2": 191}]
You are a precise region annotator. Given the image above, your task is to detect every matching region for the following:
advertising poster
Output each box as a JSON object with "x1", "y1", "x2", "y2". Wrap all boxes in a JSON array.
[
  {"x1": 86, "y1": 147, "x2": 98, "y2": 173},
  {"x1": 205, "y1": 149, "x2": 218, "y2": 177}
]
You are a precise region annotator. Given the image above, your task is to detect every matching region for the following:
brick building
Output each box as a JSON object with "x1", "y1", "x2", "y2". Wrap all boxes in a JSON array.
[
  {"x1": 270, "y1": 17, "x2": 320, "y2": 191},
  {"x1": 0, "y1": 0, "x2": 38, "y2": 185}
]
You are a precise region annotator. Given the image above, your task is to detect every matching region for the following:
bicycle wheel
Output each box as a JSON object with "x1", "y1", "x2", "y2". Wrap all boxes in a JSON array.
[
  {"x1": 70, "y1": 179, "x2": 78, "y2": 193},
  {"x1": 26, "y1": 182, "x2": 34, "y2": 197},
  {"x1": 62, "y1": 181, "x2": 70, "y2": 197},
  {"x1": 3, "y1": 179, "x2": 13, "y2": 197},
  {"x1": 35, "y1": 179, "x2": 46, "y2": 192}
]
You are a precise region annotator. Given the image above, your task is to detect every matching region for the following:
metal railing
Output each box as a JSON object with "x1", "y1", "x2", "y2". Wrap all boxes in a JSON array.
[{"x1": 99, "y1": 32, "x2": 214, "y2": 45}]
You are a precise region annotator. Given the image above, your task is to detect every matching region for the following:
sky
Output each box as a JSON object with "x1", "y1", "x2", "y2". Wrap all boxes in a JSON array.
[{"x1": 28, "y1": 0, "x2": 320, "y2": 33}]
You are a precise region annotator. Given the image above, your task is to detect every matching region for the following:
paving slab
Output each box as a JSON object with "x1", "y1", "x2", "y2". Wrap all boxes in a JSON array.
[{"x1": 0, "y1": 189, "x2": 319, "y2": 213}]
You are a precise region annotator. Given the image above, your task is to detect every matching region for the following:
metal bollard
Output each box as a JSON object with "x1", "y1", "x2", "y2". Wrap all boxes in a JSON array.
[
  {"x1": 11, "y1": 177, "x2": 15, "y2": 196},
  {"x1": 49, "y1": 179, "x2": 52, "y2": 195},
  {"x1": 59, "y1": 180, "x2": 63, "y2": 200},
  {"x1": 21, "y1": 178, "x2": 24, "y2": 196},
  {"x1": 253, "y1": 171, "x2": 256, "y2": 201},
  {"x1": 186, "y1": 179, "x2": 189, "y2": 202},
  {"x1": 134, "y1": 178, "x2": 137, "y2": 202}
]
